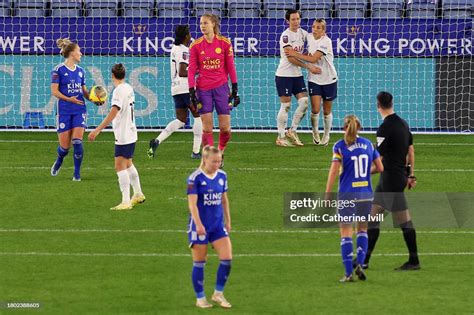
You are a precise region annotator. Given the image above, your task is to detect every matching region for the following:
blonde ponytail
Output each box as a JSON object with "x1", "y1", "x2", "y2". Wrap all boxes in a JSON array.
[
  {"x1": 56, "y1": 38, "x2": 77, "y2": 58},
  {"x1": 343, "y1": 115, "x2": 361, "y2": 145}
]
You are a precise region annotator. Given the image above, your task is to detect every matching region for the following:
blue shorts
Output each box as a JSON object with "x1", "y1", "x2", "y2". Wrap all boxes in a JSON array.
[
  {"x1": 338, "y1": 201, "x2": 372, "y2": 223},
  {"x1": 308, "y1": 81, "x2": 337, "y2": 101},
  {"x1": 173, "y1": 93, "x2": 191, "y2": 109},
  {"x1": 187, "y1": 220, "x2": 229, "y2": 247},
  {"x1": 57, "y1": 113, "x2": 86, "y2": 133},
  {"x1": 114, "y1": 142, "x2": 136, "y2": 159},
  {"x1": 275, "y1": 76, "x2": 307, "y2": 97}
]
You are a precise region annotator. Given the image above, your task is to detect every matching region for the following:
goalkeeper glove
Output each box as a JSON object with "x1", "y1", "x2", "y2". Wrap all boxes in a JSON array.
[
  {"x1": 189, "y1": 88, "x2": 198, "y2": 111},
  {"x1": 228, "y1": 83, "x2": 241, "y2": 108}
]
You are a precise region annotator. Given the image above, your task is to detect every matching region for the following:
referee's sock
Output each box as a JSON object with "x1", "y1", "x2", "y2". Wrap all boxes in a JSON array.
[
  {"x1": 400, "y1": 220, "x2": 420, "y2": 265},
  {"x1": 365, "y1": 222, "x2": 380, "y2": 265}
]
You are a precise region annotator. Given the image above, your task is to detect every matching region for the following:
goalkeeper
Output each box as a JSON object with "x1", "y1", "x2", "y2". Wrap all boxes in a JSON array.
[{"x1": 188, "y1": 14, "x2": 239, "y2": 168}]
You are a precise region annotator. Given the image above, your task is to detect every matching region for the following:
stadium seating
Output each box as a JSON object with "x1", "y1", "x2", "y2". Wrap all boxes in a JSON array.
[
  {"x1": 85, "y1": 0, "x2": 118, "y2": 17},
  {"x1": 263, "y1": 0, "x2": 296, "y2": 19},
  {"x1": 407, "y1": 0, "x2": 438, "y2": 18},
  {"x1": 442, "y1": 0, "x2": 472, "y2": 18},
  {"x1": 335, "y1": 0, "x2": 367, "y2": 18},
  {"x1": 123, "y1": 0, "x2": 154, "y2": 17},
  {"x1": 300, "y1": 0, "x2": 332, "y2": 19},
  {"x1": 15, "y1": 0, "x2": 47, "y2": 17},
  {"x1": 156, "y1": 0, "x2": 186, "y2": 18},
  {"x1": 228, "y1": 0, "x2": 261, "y2": 18},
  {"x1": 371, "y1": 0, "x2": 404, "y2": 18},
  {"x1": 51, "y1": 0, "x2": 82, "y2": 17},
  {"x1": 0, "y1": 0, "x2": 11, "y2": 16},
  {"x1": 194, "y1": 0, "x2": 226, "y2": 17}
]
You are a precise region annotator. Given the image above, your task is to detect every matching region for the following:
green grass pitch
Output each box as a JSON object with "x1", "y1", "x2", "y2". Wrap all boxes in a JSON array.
[{"x1": 0, "y1": 131, "x2": 473, "y2": 314}]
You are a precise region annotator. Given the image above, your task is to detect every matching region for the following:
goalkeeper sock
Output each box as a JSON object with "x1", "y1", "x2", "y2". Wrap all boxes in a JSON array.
[
  {"x1": 310, "y1": 112, "x2": 320, "y2": 137},
  {"x1": 72, "y1": 138, "x2": 83, "y2": 178},
  {"x1": 157, "y1": 119, "x2": 185, "y2": 143},
  {"x1": 192, "y1": 261, "x2": 206, "y2": 298},
  {"x1": 215, "y1": 260, "x2": 232, "y2": 293},
  {"x1": 323, "y1": 113, "x2": 333, "y2": 136},
  {"x1": 202, "y1": 131, "x2": 214, "y2": 147},
  {"x1": 277, "y1": 102, "x2": 290, "y2": 138},
  {"x1": 117, "y1": 169, "x2": 130, "y2": 203},
  {"x1": 400, "y1": 221, "x2": 419, "y2": 265},
  {"x1": 55, "y1": 146, "x2": 69, "y2": 167},
  {"x1": 291, "y1": 97, "x2": 308, "y2": 130},
  {"x1": 192, "y1": 117, "x2": 203, "y2": 154},
  {"x1": 126, "y1": 164, "x2": 142, "y2": 195},
  {"x1": 341, "y1": 237, "x2": 354, "y2": 277},
  {"x1": 218, "y1": 130, "x2": 231, "y2": 152},
  {"x1": 356, "y1": 231, "x2": 369, "y2": 266}
]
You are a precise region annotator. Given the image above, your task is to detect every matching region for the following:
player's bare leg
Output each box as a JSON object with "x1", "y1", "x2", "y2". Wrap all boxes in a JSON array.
[{"x1": 310, "y1": 95, "x2": 322, "y2": 145}]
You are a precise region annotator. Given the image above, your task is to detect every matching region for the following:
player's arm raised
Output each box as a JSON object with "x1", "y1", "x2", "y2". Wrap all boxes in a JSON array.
[
  {"x1": 188, "y1": 194, "x2": 206, "y2": 235},
  {"x1": 88, "y1": 106, "x2": 119, "y2": 141}
]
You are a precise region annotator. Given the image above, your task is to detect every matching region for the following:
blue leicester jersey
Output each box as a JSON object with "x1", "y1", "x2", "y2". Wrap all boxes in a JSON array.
[
  {"x1": 51, "y1": 63, "x2": 86, "y2": 115},
  {"x1": 332, "y1": 136, "x2": 380, "y2": 196},
  {"x1": 187, "y1": 169, "x2": 228, "y2": 230}
]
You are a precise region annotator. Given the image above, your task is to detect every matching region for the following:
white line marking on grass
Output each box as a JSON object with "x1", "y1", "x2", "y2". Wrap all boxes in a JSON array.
[
  {"x1": 0, "y1": 252, "x2": 472, "y2": 258},
  {"x1": 0, "y1": 140, "x2": 473, "y2": 146},
  {"x1": 1, "y1": 166, "x2": 473, "y2": 173},
  {"x1": 0, "y1": 229, "x2": 473, "y2": 234}
]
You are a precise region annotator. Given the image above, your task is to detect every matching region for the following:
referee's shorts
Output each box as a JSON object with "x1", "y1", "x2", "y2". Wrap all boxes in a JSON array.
[{"x1": 373, "y1": 172, "x2": 408, "y2": 212}]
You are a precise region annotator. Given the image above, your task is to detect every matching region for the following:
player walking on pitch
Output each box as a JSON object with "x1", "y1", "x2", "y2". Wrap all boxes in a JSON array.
[
  {"x1": 88, "y1": 64, "x2": 145, "y2": 210},
  {"x1": 188, "y1": 14, "x2": 240, "y2": 167},
  {"x1": 326, "y1": 115, "x2": 383, "y2": 282},
  {"x1": 187, "y1": 146, "x2": 233, "y2": 308},
  {"x1": 148, "y1": 25, "x2": 203, "y2": 159},
  {"x1": 50, "y1": 38, "x2": 99, "y2": 181},
  {"x1": 285, "y1": 19, "x2": 338, "y2": 146},
  {"x1": 275, "y1": 9, "x2": 320, "y2": 147}
]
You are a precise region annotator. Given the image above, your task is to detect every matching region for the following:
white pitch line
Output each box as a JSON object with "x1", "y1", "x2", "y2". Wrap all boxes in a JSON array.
[
  {"x1": 0, "y1": 229, "x2": 473, "y2": 234},
  {"x1": 0, "y1": 251, "x2": 472, "y2": 258},
  {"x1": 0, "y1": 166, "x2": 473, "y2": 172},
  {"x1": 0, "y1": 139, "x2": 472, "y2": 146}
]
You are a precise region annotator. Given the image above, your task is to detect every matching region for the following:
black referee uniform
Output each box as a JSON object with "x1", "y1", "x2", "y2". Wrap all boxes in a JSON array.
[
  {"x1": 365, "y1": 112, "x2": 420, "y2": 270},
  {"x1": 373, "y1": 113, "x2": 412, "y2": 211}
]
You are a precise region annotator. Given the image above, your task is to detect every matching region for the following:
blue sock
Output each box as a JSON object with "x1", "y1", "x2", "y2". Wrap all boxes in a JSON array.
[
  {"x1": 72, "y1": 138, "x2": 83, "y2": 177},
  {"x1": 192, "y1": 261, "x2": 206, "y2": 299},
  {"x1": 357, "y1": 232, "x2": 368, "y2": 266},
  {"x1": 55, "y1": 146, "x2": 69, "y2": 166},
  {"x1": 215, "y1": 260, "x2": 232, "y2": 292},
  {"x1": 341, "y1": 237, "x2": 354, "y2": 277}
]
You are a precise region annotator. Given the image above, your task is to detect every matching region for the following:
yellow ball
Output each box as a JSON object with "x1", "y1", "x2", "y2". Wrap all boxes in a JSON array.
[{"x1": 89, "y1": 86, "x2": 108, "y2": 105}]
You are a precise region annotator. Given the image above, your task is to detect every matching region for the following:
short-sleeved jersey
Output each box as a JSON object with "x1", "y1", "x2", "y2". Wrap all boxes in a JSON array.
[
  {"x1": 376, "y1": 113, "x2": 413, "y2": 175},
  {"x1": 187, "y1": 169, "x2": 228, "y2": 230},
  {"x1": 333, "y1": 136, "x2": 380, "y2": 196},
  {"x1": 51, "y1": 63, "x2": 86, "y2": 115},
  {"x1": 276, "y1": 28, "x2": 308, "y2": 77},
  {"x1": 307, "y1": 35, "x2": 338, "y2": 85},
  {"x1": 111, "y1": 82, "x2": 137, "y2": 145},
  {"x1": 188, "y1": 35, "x2": 237, "y2": 91},
  {"x1": 170, "y1": 44, "x2": 189, "y2": 96}
]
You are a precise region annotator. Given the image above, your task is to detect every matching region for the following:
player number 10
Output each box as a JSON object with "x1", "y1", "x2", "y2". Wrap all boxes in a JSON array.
[{"x1": 351, "y1": 154, "x2": 369, "y2": 178}]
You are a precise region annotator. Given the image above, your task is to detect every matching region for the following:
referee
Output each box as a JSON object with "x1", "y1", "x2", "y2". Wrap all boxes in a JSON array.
[{"x1": 364, "y1": 91, "x2": 420, "y2": 271}]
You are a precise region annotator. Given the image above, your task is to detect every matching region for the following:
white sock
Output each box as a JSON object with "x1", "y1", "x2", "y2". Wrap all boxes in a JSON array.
[
  {"x1": 157, "y1": 119, "x2": 185, "y2": 143},
  {"x1": 192, "y1": 117, "x2": 203, "y2": 154},
  {"x1": 117, "y1": 170, "x2": 131, "y2": 203},
  {"x1": 311, "y1": 112, "x2": 320, "y2": 137},
  {"x1": 291, "y1": 97, "x2": 308, "y2": 130},
  {"x1": 277, "y1": 102, "x2": 290, "y2": 138},
  {"x1": 127, "y1": 164, "x2": 142, "y2": 195},
  {"x1": 323, "y1": 113, "x2": 333, "y2": 136}
]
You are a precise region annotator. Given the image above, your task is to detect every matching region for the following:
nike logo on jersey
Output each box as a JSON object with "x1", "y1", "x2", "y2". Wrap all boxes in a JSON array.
[{"x1": 377, "y1": 137, "x2": 385, "y2": 147}]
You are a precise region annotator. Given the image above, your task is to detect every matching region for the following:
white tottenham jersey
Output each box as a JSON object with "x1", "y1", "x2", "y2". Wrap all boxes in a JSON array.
[
  {"x1": 111, "y1": 83, "x2": 137, "y2": 145},
  {"x1": 170, "y1": 44, "x2": 189, "y2": 96},
  {"x1": 275, "y1": 28, "x2": 308, "y2": 78},
  {"x1": 307, "y1": 35, "x2": 338, "y2": 85}
]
